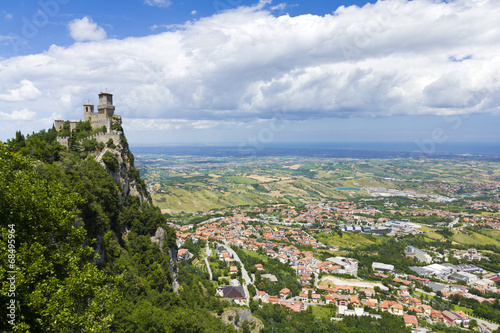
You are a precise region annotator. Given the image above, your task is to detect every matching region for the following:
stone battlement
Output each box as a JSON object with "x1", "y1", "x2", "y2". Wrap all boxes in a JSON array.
[
  {"x1": 55, "y1": 91, "x2": 120, "y2": 133},
  {"x1": 88, "y1": 132, "x2": 122, "y2": 145},
  {"x1": 54, "y1": 92, "x2": 123, "y2": 148},
  {"x1": 56, "y1": 132, "x2": 122, "y2": 148},
  {"x1": 57, "y1": 136, "x2": 69, "y2": 147}
]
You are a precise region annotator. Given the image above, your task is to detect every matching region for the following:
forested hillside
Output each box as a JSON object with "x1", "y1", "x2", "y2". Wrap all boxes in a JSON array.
[
  {"x1": 1, "y1": 125, "x2": 431, "y2": 333},
  {"x1": 0, "y1": 125, "x2": 235, "y2": 332}
]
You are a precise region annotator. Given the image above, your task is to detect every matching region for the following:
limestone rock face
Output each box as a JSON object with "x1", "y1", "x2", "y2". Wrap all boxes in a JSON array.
[
  {"x1": 169, "y1": 245, "x2": 180, "y2": 294},
  {"x1": 94, "y1": 132, "x2": 148, "y2": 205},
  {"x1": 221, "y1": 308, "x2": 262, "y2": 332},
  {"x1": 150, "y1": 227, "x2": 166, "y2": 248},
  {"x1": 150, "y1": 227, "x2": 180, "y2": 294}
]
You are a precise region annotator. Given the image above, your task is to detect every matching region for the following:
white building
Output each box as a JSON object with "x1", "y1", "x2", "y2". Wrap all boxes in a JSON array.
[
  {"x1": 405, "y1": 246, "x2": 432, "y2": 264},
  {"x1": 372, "y1": 262, "x2": 395, "y2": 273}
]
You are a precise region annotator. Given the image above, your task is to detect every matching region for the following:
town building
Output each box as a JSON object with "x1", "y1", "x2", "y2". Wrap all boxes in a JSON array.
[
  {"x1": 404, "y1": 246, "x2": 432, "y2": 263},
  {"x1": 463, "y1": 248, "x2": 481, "y2": 261},
  {"x1": 372, "y1": 262, "x2": 395, "y2": 274}
]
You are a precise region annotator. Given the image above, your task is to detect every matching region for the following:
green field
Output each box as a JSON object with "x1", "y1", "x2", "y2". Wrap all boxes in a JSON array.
[
  {"x1": 135, "y1": 155, "x2": 500, "y2": 215},
  {"x1": 153, "y1": 187, "x2": 276, "y2": 213},
  {"x1": 423, "y1": 232, "x2": 444, "y2": 241},
  {"x1": 315, "y1": 232, "x2": 384, "y2": 249},
  {"x1": 311, "y1": 305, "x2": 336, "y2": 320},
  {"x1": 224, "y1": 175, "x2": 261, "y2": 185},
  {"x1": 451, "y1": 304, "x2": 474, "y2": 316},
  {"x1": 451, "y1": 231, "x2": 500, "y2": 247},
  {"x1": 240, "y1": 249, "x2": 269, "y2": 263}
]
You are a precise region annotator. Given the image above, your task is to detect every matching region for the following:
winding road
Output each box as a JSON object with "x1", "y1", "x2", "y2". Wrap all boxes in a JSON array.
[
  {"x1": 218, "y1": 243, "x2": 252, "y2": 306},
  {"x1": 204, "y1": 243, "x2": 213, "y2": 281},
  {"x1": 471, "y1": 316, "x2": 498, "y2": 332}
]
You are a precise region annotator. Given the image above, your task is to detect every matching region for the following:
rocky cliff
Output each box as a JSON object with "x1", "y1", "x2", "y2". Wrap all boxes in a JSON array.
[
  {"x1": 151, "y1": 227, "x2": 180, "y2": 294},
  {"x1": 94, "y1": 132, "x2": 149, "y2": 205}
]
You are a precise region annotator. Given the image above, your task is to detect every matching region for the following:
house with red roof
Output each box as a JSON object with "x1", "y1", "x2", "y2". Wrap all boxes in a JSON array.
[
  {"x1": 325, "y1": 295, "x2": 335, "y2": 304},
  {"x1": 392, "y1": 303, "x2": 404, "y2": 316},
  {"x1": 280, "y1": 288, "x2": 291, "y2": 299},
  {"x1": 431, "y1": 310, "x2": 443, "y2": 322},
  {"x1": 257, "y1": 290, "x2": 267, "y2": 299},
  {"x1": 177, "y1": 248, "x2": 190, "y2": 261},
  {"x1": 454, "y1": 311, "x2": 470, "y2": 327},
  {"x1": 442, "y1": 310, "x2": 461, "y2": 325},
  {"x1": 403, "y1": 315, "x2": 418, "y2": 327},
  {"x1": 267, "y1": 296, "x2": 280, "y2": 304}
]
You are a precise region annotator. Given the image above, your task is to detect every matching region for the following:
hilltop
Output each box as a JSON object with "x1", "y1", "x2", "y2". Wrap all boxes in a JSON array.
[{"x1": 0, "y1": 95, "x2": 236, "y2": 332}]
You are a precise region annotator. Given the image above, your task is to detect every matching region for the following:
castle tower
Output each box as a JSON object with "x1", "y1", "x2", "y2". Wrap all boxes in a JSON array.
[
  {"x1": 83, "y1": 103, "x2": 94, "y2": 122},
  {"x1": 70, "y1": 120, "x2": 78, "y2": 131},
  {"x1": 54, "y1": 119, "x2": 64, "y2": 131},
  {"x1": 97, "y1": 92, "x2": 115, "y2": 118}
]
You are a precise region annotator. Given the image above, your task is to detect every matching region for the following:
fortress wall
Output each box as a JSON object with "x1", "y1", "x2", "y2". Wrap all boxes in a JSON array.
[
  {"x1": 55, "y1": 92, "x2": 121, "y2": 147},
  {"x1": 89, "y1": 117, "x2": 112, "y2": 131},
  {"x1": 55, "y1": 132, "x2": 121, "y2": 148},
  {"x1": 57, "y1": 136, "x2": 69, "y2": 147},
  {"x1": 88, "y1": 132, "x2": 122, "y2": 145}
]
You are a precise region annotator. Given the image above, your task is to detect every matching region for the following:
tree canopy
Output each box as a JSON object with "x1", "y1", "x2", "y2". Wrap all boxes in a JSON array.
[{"x1": 0, "y1": 143, "x2": 115, "y2": 332}]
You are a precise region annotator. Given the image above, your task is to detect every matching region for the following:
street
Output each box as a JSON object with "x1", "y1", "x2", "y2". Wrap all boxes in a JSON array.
[
  {"x1": 219, "y1": 243, "x2": 252, "y2": 306},
  {"x1": 204, "y1": 243, "x2": 213, "y2": 281}
]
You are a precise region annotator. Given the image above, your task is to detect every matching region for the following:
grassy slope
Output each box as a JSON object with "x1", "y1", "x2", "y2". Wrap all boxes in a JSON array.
[
  {"x1": 315, "y1": 232, "x2": 385, "y2": 248},
  {"x1": 451, "y1": 231, "x2": 500, "y2": 247}
]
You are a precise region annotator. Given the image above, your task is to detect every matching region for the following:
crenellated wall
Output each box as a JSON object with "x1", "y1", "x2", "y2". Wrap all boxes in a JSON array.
[
  {"x1": 86, "y1": 131, "x2": 122, "y2": 145},
  {"x1": 55, "y1": 131, "x2": 122, "y2": 148},
  {"x1": 57, "y1": 136, "x2": 69, "y2": 146}
]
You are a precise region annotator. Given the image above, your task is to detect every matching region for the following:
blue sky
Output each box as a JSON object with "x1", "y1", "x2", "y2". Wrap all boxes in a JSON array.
[
  {"x1": 1, "y1": 0, "x2": 374, "y2": 58},
  {"x1": 0, "y1": 0, "x2": 499, "y2": 146}
]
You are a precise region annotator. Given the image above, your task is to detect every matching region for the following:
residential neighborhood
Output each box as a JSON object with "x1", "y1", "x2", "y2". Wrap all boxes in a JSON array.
[{"x1": 169, "y1": 201, "x2": 500, "y2": 332}]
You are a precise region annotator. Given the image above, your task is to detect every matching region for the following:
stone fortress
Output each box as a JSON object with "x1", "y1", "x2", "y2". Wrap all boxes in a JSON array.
[{"x1": 55, "y1": 92, "x2": 123, "y2": 147}]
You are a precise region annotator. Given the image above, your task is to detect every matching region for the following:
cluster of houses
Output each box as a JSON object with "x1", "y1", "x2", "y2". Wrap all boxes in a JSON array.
[
  {"x1": 168, "y1": 199, "x2": 500, "y2": 246},
  {"x1": 396, "y1": 286, "x2": 471, "y2": 326},
  {"x1": 249, "y1": 280, "x2": 473, "y2": 329},
  {"x1": 466, "y1": 200, "x2": 500, "y2": 212},
  {"x1": 174, "y1": 217, "x2": 324, "y2": 252},
  {"x1": 165, "y1": 201, "x2": 500, "y2": 331},
  {"x1": 215, "y1": 245, "x2": 239, "y2": 275}
]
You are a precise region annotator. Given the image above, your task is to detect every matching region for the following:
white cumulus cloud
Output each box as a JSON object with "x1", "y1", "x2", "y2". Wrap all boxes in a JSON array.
[
  {"x1": 0, "y1": 80, "x2": 41, "y2": 102},
  {"x1": 0, "y1": 108, "x2": 36, "y2": 121},
  {"x1": 1, "y1": 0, "x2": 500, "y2": 139},
  {"x1": 68, "y1": 16, "x2": 107, "y2": 42}
]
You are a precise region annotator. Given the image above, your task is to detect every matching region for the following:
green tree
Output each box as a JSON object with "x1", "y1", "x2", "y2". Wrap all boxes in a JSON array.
[
  {"x1": 248, "y1": 284, "x2": 257, "y2": 297},
  {"x1": 102, "y1": 151, "x2": 119, "y2": 172},
  {"x1": 0, "y1": 143, "x2": 116, "y2": 332},
  {"x1": 106, "y1": 138, "x2": 116, "y2": 149}
]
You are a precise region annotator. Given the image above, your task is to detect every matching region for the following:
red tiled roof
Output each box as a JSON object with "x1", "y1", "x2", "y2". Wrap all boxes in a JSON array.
[{"x1": 403, "y1": 315, "x2": 418, "y2": 326}]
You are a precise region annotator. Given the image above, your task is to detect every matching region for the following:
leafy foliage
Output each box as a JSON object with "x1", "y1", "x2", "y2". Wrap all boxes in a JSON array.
[
  {"x1": 254, "y1": 303, "x2": 410, "y2": 333},
  {"x1": 235, "y1": 247, "x2": 301, "y2": 297},
  {"x1": 7, "y1": 129, "x2": 63, "y2": 163},
  {"x1": 103, "y1": 233, "x2": 235, "y2": 333},
  {"x1": 0, "y1": 143, "x2": 115, "y2": 332},
  {"x1": 102, "y1": 151, "x2": 119, "y2": 172}
]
